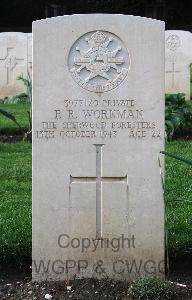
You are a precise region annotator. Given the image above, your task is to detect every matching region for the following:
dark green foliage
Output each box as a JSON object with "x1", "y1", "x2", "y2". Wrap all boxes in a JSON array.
[
  {"x1": 0, "y1": 108, "x2": 19, "y2": 124},
  {"x1": 0, "y1": 108, "x2": 21, "y2": 129},
  {"x1": 165, "y1": 93, "x2": 192, "y2": 140},
  {"x1": 0, "y1": 73, "x2": 32, "y2": 136},
  {"x1": 17, "y1": 74, "x2": 32, "y2": 105},
  {"x1": 0, "y1": 104, "x2": 30, "y2": 134},
  {"x1": 17, "y1": 73, "x2": 32, "y2": 136},
  {"x1": 8, "y1": 93, "x2": 29, "y2": 104},
  {"x1": 128, "y1": 277, "x2": 179, "y2": 300}
]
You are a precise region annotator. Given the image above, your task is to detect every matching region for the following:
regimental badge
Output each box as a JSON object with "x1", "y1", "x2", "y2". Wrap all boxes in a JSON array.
[
  {"x1": 68, "y1": 30, "x2": 130, "y2": 93},
  {"x1": 166, "y1": 34, "x2": 181, "y2": 52}
]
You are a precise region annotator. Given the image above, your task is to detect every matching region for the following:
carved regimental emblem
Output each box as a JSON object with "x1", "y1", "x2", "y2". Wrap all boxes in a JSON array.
[
  {"x1": 166, "y1": 34, "x2": 181, "y2": 51},
  {"x1": 68, "y1": 31, "x2": 130, "y2": 93}
]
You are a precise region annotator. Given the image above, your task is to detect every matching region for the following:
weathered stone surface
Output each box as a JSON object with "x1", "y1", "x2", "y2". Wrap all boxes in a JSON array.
[
  {"x1": 27, "y1": 33, "x2": 32, "y2": 77},
  {"x1": 0, "y1": 32, "x2": 28, "y2": 98},
  {"x1": 33, "y1": 14, "x2": 165, "y2": 281},
  {"x1": 165, "y1": 30, "x2": 192, "y2": 100}
]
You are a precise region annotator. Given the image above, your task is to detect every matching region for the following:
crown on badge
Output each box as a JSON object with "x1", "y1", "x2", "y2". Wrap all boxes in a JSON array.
[{"x1": 87, "y1": 31, "x2": 106, "y2": 46}]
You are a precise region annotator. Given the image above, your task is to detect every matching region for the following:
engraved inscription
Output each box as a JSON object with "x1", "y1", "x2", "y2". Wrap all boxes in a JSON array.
[
  {"x1": 166, "y1": 34, "x2": 181, "y2": 51},
  {"x1": 68, "y1": 31, "x2": 130, "y2": 93},
  {"x1": 35, "y1": 98, "x2": 163, "y2": 141}
]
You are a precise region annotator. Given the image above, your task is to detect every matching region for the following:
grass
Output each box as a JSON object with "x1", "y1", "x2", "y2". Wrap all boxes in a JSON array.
[
  {"x1": 0, "y1": 103, "x2": 30, "y2": 134},
  {"x1": 0, "y1": 142, "x2": 32, "y2": 264},
  {"x1": 165, "y1": 141, "x2": 192, "y2": 256},
  {"x1": 0, "y1": 140, "x2": 191, "y2": 265}
]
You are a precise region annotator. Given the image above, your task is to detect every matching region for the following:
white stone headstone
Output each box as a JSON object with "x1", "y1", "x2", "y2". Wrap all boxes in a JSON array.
[
  {"x1": 165, "y1": 30, "x2": 192, "y2": 100},
  {"x1": 0, "y1": 32, "x2": 28, "y2": 98},
  {"x1": 33, "y1": 14, "x2": 165, "y2": 281},
  {"x1": 27, "y1": 33, "x2": 32, "y2": 78}
]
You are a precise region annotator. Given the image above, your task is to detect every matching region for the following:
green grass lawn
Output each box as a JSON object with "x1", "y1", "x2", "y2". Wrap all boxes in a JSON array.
[
  {"x1": 0, "y1": 104, "x2": 30, "y2": 134},
  {"x1": 0, "y1": 140, "x2": 191, "y2": 265},
  {"x1": 0, "y1": 142, "x2": 31, "y2": 264},
  {"x1": 165, "y1": 141, "x2": 192, "y2": 257}
]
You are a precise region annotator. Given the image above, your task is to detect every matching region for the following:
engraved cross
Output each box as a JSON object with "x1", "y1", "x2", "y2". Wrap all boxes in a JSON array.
[
  {"x1": 70, "y1": 144, "x2": 128, "y2": 239},
  {"x1": 0, "y1": 48, "x2": 24, "y2": 84},
  {"x1": 166, "y1": 61, "x2": 180, "y2": 88}
]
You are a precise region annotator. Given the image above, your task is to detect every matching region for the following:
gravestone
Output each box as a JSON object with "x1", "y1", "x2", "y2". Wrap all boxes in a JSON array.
[
  {"x1": 0, "y1": 32, "x2": 28, "y2": 98},
  {"x1": 165, "y1": 30, "x2": 192, "y2": 100},
  {"x1": 33, "y1": 14, "x2": 165, "y2": 281},
  {"x1": 27, "y1": 33, "x2": 32, "y2": 77}
]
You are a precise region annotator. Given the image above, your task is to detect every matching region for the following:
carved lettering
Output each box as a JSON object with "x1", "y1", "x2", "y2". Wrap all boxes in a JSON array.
[
  {"x1": 82, "y1": 109, "x2": 143, "y2": 119},
  {"x1": 35, "y1": 98, "x2": 162, "y2": 141}
]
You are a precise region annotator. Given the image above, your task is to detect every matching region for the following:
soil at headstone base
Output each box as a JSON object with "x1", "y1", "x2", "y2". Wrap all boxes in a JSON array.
[
  {"x1": 0, "y1": 274, "x2": 191, "y2": 299},
  {"x1": 0, "y1": 277, "x2": 131, "y2": 299},
  {"x1": 0, "y1": 134, "x2": 24, "y2": 143},
  {"x1": 0, "y1": 131, "x2": 32, "y2": 143}
]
